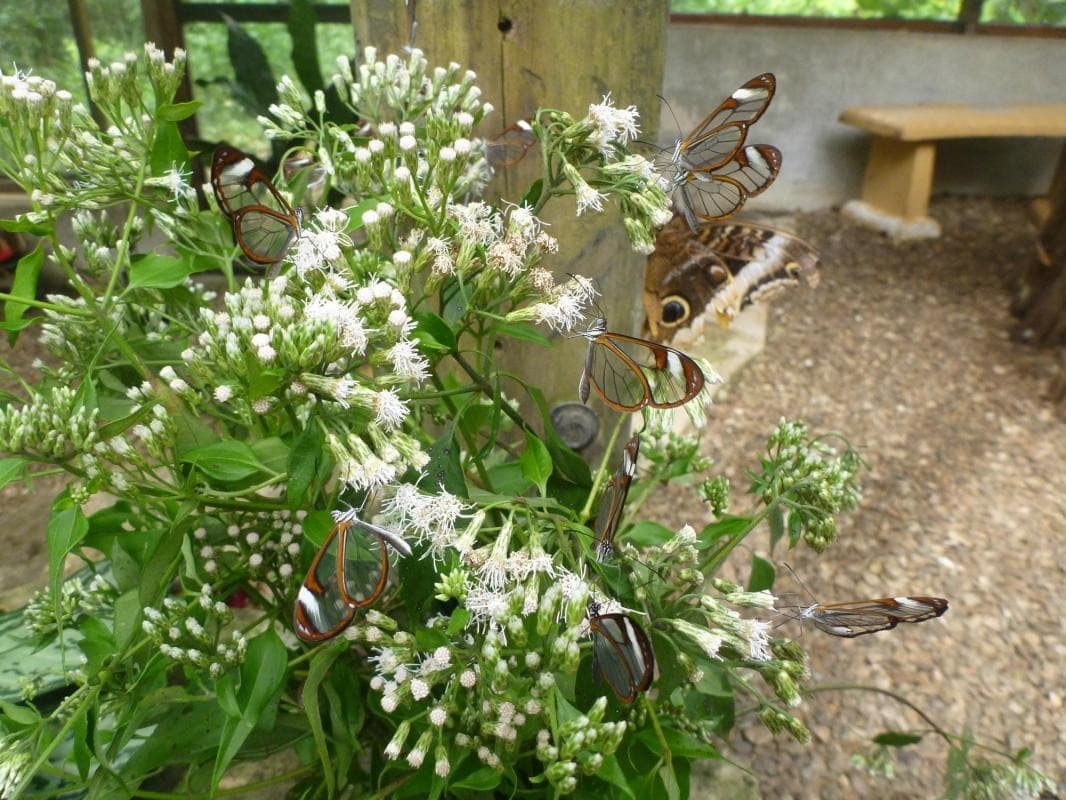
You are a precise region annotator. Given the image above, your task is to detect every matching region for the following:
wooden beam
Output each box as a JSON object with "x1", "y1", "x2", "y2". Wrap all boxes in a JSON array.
[{"x1": 177, "y1": 2, "x2": 351, "y2": 23}]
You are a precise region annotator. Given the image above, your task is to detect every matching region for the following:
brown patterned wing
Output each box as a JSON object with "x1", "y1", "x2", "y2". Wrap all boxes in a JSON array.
[{"x1": 645, "y1": 218, "x2": 820, "y2": 340}]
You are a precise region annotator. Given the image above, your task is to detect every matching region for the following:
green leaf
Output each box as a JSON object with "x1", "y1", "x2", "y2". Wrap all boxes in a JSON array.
[
  {"x1": 287, "y1": 0, "x2": 324, "y2": 96},
  {"x1": 155, "y1": 100, "x2": 202, "y2": 122},
  {"x1": 212, "y1": 628, "x2": 288, "y2": 790},
  {"x1": 413, "y1": 311, "x2": 457, "y2": 354},
  {"x1": 149, "y1": 119, "x2": 190, "y2": 176},
  {"x1": 521, "y1": 179, "x2": 544, "y2": 208},
  {"x1": 447, "y1": 607, "x2": 470, "y2": 636},
  {"x1": 303, "y1": 640, "x2": 346, "y2": 798},
  {"x1": 450, "y1": 766, "x2": 502, "y2": 791},
  {"x1": 287, "y1": 425, "x2": 324, "y2": 508},
  {"x1": 0, "y1": 458, "x2": 27, "y2": 490},
  {"x1": 594, "y1": 754, "x2": 636, "y2": 799},
  {"x1": 624, "y1": 520, "x2": 673, "y2": 546},
  {"x1": 4, "y1": 241, "x2": 43, "y2": 345},
  {"x1": 139, "y1": 509, "x2": 191, "y2": 607},
  {"x1": 414, "y1": 628, "x2": 449, "y2": 651},
  {"x1": 747, "y1": 553, "x2": 775, "y2": 592},
  {"x1": 425, "y1": 428, "x2": 467, "y2": 498},
  {"x1": 112, "y1": 588, "x2": 141, "y2": 650},
  {"x1": 873, "y1": 731, "x2": 923, "y2": 747},
  {"x1": 342, "y1": 196, "x2": 384, "y2": 232},
  {"x1": 127, "y1": 253, "x2": 195, "y2": 289},
  {"x1": 46, "y1": 495, "x2": 88, "y2": 621},
  {"x1": 497, "y1": 321, "x2": 551, "y2": 347},
  {"x1": 519, "y1": 431, "x2": 552, "y2": 492},
  {"x1": 697, "y1": 515, "x2": 751, "y2": 549},
  {"x1": 524, "y1": 386, "x2": 591, "y2": 488},
  {"x1": 0, "y1": 699, "x2": 40, "y2": 727},
  {"x1": 181, "y1": 440, "x2": 269, "y2": 482},
  {"x1": 251, "y1": 437, "x2": 289, "y2": 475},
  {"x1": 223, "y1": 14, "x2": 279, "y2": 116},
  {"x1": 768, "y1": 505, "x2": 785, "y2": 552},
  {"x1": 0, "y1": 217, "x2": 52, "y2": 236},
  {"x1": 79, "y1": 615, "x2": 116, "y2": 675}
]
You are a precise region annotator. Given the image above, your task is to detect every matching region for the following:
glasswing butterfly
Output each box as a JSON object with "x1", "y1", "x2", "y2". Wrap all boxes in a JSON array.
[
  {"x1": 662, "y1": 73, "x2": 781, "y2": 232},
  {"x1": 800, "y1": 596, "x2": 948, "y2": 638},
  {"x1": 211, "y1": 146, "x2": 301, "y2": 266},
  {"x1": 593, "y1": 435, "x2": 640, "y2": 562},
  {"x1": 578, "y1": 316, "x2": 705, "y2": 412},
  {"x1": 487, "y1": 118, "x2": 537, "y2": 168},
  {"x1": 588, "y1": 604, "x2": 655, "y2": 704},
  {"x1": 293, "y1": 508, "x2": 412, "y2": 643}
]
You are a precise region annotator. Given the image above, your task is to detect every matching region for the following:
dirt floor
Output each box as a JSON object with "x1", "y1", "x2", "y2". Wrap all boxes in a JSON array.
[
  {"x1": 2, "y1": 196, "x2": 1064, "y2": 798},
  {"x1": 648, "y1": 196, "x2": 1066, "y2": 798}
]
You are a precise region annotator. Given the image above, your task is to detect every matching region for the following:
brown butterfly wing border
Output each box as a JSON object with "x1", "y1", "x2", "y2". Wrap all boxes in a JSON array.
[
  {"x1": 580, "y1": 320, "x2": 705, "y2": 413},
  {"x1": 669, "y1": 73, "x2": 782, "y2": 228},
  {"x1": 589, "y1": 612, "x2": 655, "y2": 704},
  {"x1": 211, "y1": 146, "x2": 300, "y2": 266},
  {"x1": 806, "y1": 596, "x2": 948, "y2": 638}
]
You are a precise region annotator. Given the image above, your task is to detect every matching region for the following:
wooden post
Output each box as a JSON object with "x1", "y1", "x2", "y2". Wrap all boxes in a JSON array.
[
  {"x1": 141, "y1": 0, "x2": 199, "y2": 142},
  {"x1": 355, "y1": 0, "x2": 671, "y2": 454},
  {"x1": 860, "y1": 137, "x2": 936, "y2": 221}
]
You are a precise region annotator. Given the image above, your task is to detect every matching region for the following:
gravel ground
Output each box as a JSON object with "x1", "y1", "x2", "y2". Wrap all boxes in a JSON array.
[{"x1": 649, "y1": 196, "x2": 1066, "y2": 798}]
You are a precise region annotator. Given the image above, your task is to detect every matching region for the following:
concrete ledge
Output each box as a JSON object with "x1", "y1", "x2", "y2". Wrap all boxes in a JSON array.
[{"x1": 841, "y1": 199, "x2": 941, "y2": 240}]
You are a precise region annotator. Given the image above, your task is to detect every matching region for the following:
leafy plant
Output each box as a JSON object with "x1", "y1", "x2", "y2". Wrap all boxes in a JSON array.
[{"x1": 0, "y1": 42, "x2": 1053, "y2": 800}]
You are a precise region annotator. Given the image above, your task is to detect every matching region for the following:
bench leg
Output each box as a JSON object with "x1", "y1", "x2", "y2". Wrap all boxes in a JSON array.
[{"x1": 860, "y1": 137, "x2": 936, "y2": 220}]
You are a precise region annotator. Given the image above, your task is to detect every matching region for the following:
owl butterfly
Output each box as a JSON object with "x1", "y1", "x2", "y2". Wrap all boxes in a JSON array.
[
  {"x1": 292, "y1": 509, "x2": 412, "y2": 643},
  {"x1": 588, "y1": 604, "x2": 655, "y2": 704},
  {"x1": 593, "y1": 435, "x2": 640, "y2": 563},
  {"x1": 801, "y1": 596, "x2": 948, "y2": 638},
  {"x1": 579, "y1": 316, "x2": 705, "y2": 412},
  {"x1": 487, "y1": 118, "x2": 537, "y2": 168},
  {"x1": 211, "y1": 146, "x2": 301, "y2": 266},
  {"x1": 661, "y1": 73, "x2": 781, "y2": 232},
  {"x1": 644, "y1": 215, "x2": 820, "y2": 342}
]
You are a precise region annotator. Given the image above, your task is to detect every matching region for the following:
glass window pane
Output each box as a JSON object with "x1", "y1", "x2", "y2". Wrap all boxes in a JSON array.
[
  {"x1": 186, "y1": 20, "x2": 356, "y2": 156},
  {"x1": 980, "y1": 0, "x2": 1066, "y2": 25},
  {"x1": 672, "y1": 0, "x2": 960, "y2": 21}
]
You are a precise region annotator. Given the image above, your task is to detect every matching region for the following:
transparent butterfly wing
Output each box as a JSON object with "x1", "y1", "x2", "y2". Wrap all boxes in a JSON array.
[
  {"x1": 337, "y1": 523, "x2": 390, "y2": 608},
  {"x1": 675, "y1": 144, "x2": 782, "y2": 226},
  {"x1": 809, "y1": 597, "x2": 948, "y2": 638},
  {"x1": 293, "y1": 523, "x2": 356, "y2": 642},
  {"x1": 487, "y1": 119, "x2": 537, "y2": 167},
  {"x1": 593, "y1": 436, "x2": 640, "y2": 562},
  {"x1": 590, "y1": 332, "x2": 705, "y2": 410},
  {"x1": 682, "y1": 73, "x2": 777, "y2": 162},
  {"x1": 232, "y1": 207, "x2": 300, "y2": 265},
  {"x1": 590, "y1": 613, "x2": 655, "y2": 703},
  {"x1": 211, "y1": 146, "x2": 299, "y2": 264}
]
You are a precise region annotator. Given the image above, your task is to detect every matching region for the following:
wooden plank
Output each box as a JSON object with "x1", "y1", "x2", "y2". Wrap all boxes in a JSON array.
[
  {"x1": 355, "y1": 0, "x2": 671, "y2": 454},
  {"x1": 840, "y1": 104, "x2": 1066, "y2": 141},
  {"x1": 860, "y1": 137, "x2": 936, "y2": 220}
]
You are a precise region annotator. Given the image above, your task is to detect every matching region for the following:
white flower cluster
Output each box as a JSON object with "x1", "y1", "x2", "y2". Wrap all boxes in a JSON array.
[
  {"x1": 535, "y1": 697, "x2": 628, "y2": 793},
  {"x1": 24, "y1": 574, "x2": 115, "y2": 639},
  {"x1": 141, "y1": 585, "x2": 247, "y2": 680},
  {"x1": 192, "y1": 508, "x2": 307, "y2": 583},
  {"x1": 0, "y1": 385, "x2": 98, "y2": 460}
]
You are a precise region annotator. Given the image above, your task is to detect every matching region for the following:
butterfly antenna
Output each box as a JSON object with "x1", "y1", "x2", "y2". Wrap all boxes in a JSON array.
[
  {"x1": 659, "y1": 95, "x2": 683, "y2": 141},
  {"x1": 782, "y1": 562, "x2": 819, "y2": 606}
]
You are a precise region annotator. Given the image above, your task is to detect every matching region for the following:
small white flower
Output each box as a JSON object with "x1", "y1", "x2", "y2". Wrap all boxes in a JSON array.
[{"x1": 574, "y1": 179, "x2": 606, "y2": 216}]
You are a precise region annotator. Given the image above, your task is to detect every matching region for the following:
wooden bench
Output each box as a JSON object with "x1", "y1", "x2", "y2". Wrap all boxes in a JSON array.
[{"x1": 839, "y1": 103, "x2": 1066, "y2": 238}]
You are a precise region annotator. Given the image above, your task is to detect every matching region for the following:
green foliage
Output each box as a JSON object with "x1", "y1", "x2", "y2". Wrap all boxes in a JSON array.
[{"x1": 0, "y1": 36, "x2": 1052, "y2": 800}]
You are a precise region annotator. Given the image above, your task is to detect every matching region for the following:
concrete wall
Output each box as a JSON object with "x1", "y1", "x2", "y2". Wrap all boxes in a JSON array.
[{"x1": 660, "y1": 21, "x2": 1066, "y2": 211}]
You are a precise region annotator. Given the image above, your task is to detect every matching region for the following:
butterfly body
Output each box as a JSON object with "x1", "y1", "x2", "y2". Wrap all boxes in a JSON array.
[
  {"x1": 211, "y1": 146, "x2": 301, "y2": 265},
  {"x1": 579, "y1": 317, "x2": 704, "y2": 412},
  {"x1": 593, "y1": 435, "x2": 640, "y2": 562},
  {"x1": 662, "y1": 73, "x2": 781, "y2": 231},
  {"x1": 589, "y1": 610, "x2": 655, "y2": 704},
  {"x1": 801, "y1": 596, "x2": 948, "y2": 638},
  {"x1": 644, "y1": 215, "x2": 820, "y2": 341},
  {"x1": 293, "y1": 510, "x2": 411, "y2": 643}
]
